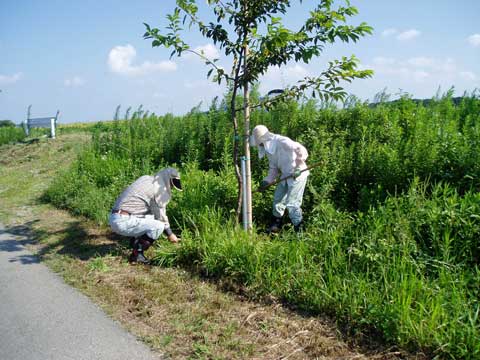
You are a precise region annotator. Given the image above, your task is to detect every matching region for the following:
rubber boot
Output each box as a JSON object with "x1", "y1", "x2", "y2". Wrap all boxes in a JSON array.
[
  {"x1": 293, "y1": 221, "x2": 304, "y2": 233},
  {"x1": 129, "y1": 234, "x2": 154, "y2": 264},
  {"x1": 267, "y1": 215, "x2": 283, "y2": 234}
]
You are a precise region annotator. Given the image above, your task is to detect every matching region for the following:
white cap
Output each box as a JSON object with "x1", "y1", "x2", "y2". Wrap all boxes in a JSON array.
[{"x1": 251, "y1": 125, "x2": 270, "y2": 146}]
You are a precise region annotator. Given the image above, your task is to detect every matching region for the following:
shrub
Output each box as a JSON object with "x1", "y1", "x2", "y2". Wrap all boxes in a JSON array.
[
  {"x1": 0, "y1": 126, "x2": 26, "y2": 145},
  {"x1": 0, "y1": 120, "x2": 16, "y2": 127}
]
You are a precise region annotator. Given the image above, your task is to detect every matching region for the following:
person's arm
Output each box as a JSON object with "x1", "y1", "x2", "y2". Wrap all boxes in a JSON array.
[
  {"x1": 151, "y1": 203, "x2": 169, "y2": 224},
  {"x1": 263, "y1": 157, "x2": 279, "y2": 184},
  {"x1": 158, "y1": 207, "x2": 179, "y2": 242},
  {"x1": 151, "y1": 203, "x2": 178, "y2": 242}
]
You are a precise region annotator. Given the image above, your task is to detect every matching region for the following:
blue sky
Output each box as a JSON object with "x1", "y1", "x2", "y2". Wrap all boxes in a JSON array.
[{"x1": 1, "y1": 0, "x2": 479, "y2": 124}]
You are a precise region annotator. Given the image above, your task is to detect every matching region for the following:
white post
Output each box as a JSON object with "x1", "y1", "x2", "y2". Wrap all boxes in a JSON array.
[
  {"x1": 241, "y1": 157, "x2": 248, "y2": 230},
  {"x1": 25, "y1": 105, "x2": 31, "y2": 136},
  {"x1": 50, "y1": 118, "x2": 56, "y2": 139},
  {"x1": 24, "y1": 120, "x2": 30, "y2": 136}
]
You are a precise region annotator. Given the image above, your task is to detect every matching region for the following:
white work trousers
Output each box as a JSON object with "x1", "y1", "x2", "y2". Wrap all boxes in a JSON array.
[
  {"x1": 272, "y1": 177, "x2": 308, "y2": 226},
  {"x1": 108, "y1": 213, "x2": 165, "y2": 240}
]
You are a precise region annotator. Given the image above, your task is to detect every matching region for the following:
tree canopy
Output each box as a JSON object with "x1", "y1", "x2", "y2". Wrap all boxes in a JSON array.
[{"x1": 144, "y1": 0, "x2": 373, "y2": 106}]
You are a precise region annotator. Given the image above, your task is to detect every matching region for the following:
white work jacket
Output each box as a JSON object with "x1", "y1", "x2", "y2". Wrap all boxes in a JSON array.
[{"x1": 263, "y1": 134, "x2": 309, "y2": 186}]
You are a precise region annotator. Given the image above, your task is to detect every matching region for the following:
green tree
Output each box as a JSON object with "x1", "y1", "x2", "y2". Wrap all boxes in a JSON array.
[
  {"x1": 0, "y1": 120, "x2": 16, "y2": 127},
  {"x1": 144, "y1": 0, "x2": 373, "y2": 229}
]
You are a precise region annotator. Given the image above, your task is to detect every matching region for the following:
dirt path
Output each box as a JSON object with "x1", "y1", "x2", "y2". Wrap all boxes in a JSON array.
[{"x1": 0, "y1": 134, "x2": 414, "y2": 359}]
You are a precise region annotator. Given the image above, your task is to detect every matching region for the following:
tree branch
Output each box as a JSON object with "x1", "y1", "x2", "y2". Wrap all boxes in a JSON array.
[{"x1": 183, "y1": 49, "x2": 233, "y2": 82}]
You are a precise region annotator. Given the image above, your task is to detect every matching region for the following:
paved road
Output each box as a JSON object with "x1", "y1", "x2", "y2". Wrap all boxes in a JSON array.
[{"x1": 0, "y1": 224, "x2": 163, "y2": 360}]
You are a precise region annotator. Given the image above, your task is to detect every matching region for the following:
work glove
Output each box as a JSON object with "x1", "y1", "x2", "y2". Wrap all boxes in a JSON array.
[{"x1": 258, "y1": 180, "x2": 270, "y2": 192}]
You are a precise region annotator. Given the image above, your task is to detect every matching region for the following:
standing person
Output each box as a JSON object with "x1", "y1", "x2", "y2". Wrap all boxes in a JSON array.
[
  {"x1": 109, "y1": 167, "x2": 182, "y2": 264},
  {"x1": 251, "y1": 125, "x2": 309, "y2": 233}
]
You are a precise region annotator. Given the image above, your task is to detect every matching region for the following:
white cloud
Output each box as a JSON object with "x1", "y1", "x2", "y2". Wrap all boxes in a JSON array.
[
  {"x1": 183, "y1": 79, "x2": 224, "y2": 92},
  {"x1": 381, "y1": 28, "x2": 397, "y2": 37},
  {"x1": 413, "y1": 71, "x2": 430, "y2": 83},
  {"x1": 467, "y1": 34, "x2": 480, "y2": 47},
  {"x1": 64, "y1": 76, "x2": 86, "y2": 87},
  {"x1": 190, "y1": 44, "x2": 220, "y2": 60},
  {"x1": 460, "y1": 71, "x2": 477, "y2": 81},
  {"x1": 259, "y1": 64, "x2": 309, "y2": 94},
  {"x1": 381, "y1": 28, "x2": 421, "y2": 41},
  {"x1": 153, "y1": 92, "x2": 166, "y2": 98},
  {"x1": 108, "y1": 44, "x2": 177, "y2": 76},
  {"x1": 373, "y1": 57, "x2": 396, "y2": 66},
  {"x1": 402, "y1": 57, "x2": 456, "y2": 73},
  {"x1": 367, "y1": 56, "x2": 466, "y2": 83},
  {"x1": 436, "y1": 58, "x2": 456, "y2": 73},
  {"x1": 0, "y1": 72, "x2": 23, "y2": 85},
  {"x1": 396, "y1": 29, "x2": 421, "y2": 41},
  {"x1": 265, "y1": 64, "x2": 308, "y2": 81},
  {"x1": 184, "y1": 80, "x2": 209, "y2": 89},
  {"x1": 407, "y1": 57, "x2": 435, "y2": 67},
  {"x1": 283, "y1": 64, "x2": 309, "y2": 79}
]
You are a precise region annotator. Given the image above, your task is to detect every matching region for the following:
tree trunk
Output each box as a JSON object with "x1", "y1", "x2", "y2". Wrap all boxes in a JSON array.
[
  {"x1": 230, "y1": 56, "x2": 243, "y2": 223},
  {"x1": 231, "y1": 91, "x2": 242, "y2": 223},
  {"x1": 243, "y1": 44, "x2": 253, "y2": 231}
]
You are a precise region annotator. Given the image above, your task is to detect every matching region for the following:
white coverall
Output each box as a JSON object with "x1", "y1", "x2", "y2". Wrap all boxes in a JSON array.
[{"x1": 259, "y1": 133, "x2": 309, "y2": 226}]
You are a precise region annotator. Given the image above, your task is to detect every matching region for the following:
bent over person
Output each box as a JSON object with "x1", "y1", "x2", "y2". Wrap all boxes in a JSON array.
[
  {"x1": 251, "y1": 125, "x2": 309, "y2": 233},
  {"x1": 109, "y1": 167, "x2": 182, "y2": 264}
]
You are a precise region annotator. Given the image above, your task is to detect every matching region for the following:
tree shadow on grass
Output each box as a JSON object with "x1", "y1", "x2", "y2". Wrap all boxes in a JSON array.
[
  {"x1": 0, "y1": 221, "x2": 45, "y2": 265},
  {"x1": 38, "y1": 221, "x2": 129, "y2": 261},
  {"x1": 0, "y1": 221, "x2": 40, "y2": 249},
  {"x1": 2, "y1": 220, "x2": 130, "y2": 262}
]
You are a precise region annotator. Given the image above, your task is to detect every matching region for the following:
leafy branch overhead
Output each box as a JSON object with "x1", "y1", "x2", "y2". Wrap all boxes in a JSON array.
[
  {"x1": 144, "y1": 0, "x2": 373, "y2": 105},
  {"x1": 144, "y1": 0, "x2": 373, "y2": 221}
]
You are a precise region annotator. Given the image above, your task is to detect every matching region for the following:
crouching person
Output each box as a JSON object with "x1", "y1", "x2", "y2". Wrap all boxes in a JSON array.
[{"x1": 109, "y1": 167, "x2": 182, "y2": 264}]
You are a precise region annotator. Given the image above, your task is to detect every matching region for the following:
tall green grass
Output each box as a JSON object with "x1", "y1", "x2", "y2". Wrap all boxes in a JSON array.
[
  {"x1": 0, "y1": 125, "x2": 59, "y2": 145},
  {"x1": 156, "y1": 180, "x2": 479, "y2": 358},
  {"x1": 0, "y1": 126, "x2": 26, "y2": 145},
  {"x1": 44, "y1": 92, "x2": 480, "y2": 358}
]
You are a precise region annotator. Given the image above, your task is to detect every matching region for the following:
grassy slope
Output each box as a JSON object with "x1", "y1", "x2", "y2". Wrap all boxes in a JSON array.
[{"x1": 0, "y1": 133, "x2": 416, "y2": 359}]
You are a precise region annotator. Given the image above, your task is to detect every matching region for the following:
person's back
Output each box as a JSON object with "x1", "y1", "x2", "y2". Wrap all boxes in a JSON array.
[
  {"x1": 112, "y1": 175, "x2": 154, "y2": 217},
  {"x1": 264, "y1": 134, "x2": 309, "y2": 184}
]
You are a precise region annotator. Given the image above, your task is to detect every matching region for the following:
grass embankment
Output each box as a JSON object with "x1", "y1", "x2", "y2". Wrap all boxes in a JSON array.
[
  {"x1": 42, "y1": 94, "x2": 480, "y2": 359},
  {"x1": 0, "y1": 131, "x2": 389, "y2": 359}
]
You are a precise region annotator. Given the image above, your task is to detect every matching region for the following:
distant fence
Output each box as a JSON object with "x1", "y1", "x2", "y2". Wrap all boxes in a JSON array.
[{"x1": 24, "y1": 105, "x2": 60, "y2": 139}]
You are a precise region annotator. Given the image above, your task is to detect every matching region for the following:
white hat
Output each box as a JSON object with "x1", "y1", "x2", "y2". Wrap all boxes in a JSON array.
[
  {"x1": 250, "y1": 125, "x2": 270, "y2": 147},
  {"x1": 251, "y1": 125, "x2": 276, "y2": 159}
]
